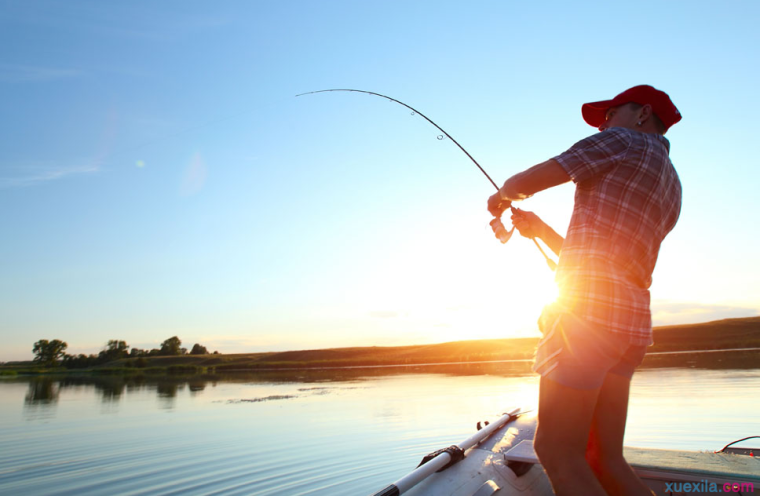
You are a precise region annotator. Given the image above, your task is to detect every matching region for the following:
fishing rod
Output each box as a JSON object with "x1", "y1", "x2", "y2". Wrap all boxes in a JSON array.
[{"x1": 296, "y1": 88, "x2": 557, "y2": 271}]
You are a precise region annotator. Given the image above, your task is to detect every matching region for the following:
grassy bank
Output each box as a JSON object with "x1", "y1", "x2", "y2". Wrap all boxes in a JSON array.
[{"x1": 2, "y1": 316, "x2": 759, "y2": 375}]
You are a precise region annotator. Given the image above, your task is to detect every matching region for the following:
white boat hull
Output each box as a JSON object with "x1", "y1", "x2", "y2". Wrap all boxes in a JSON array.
[{"x1": 389, "y1": 412, "x2": 760, "y2": 496}]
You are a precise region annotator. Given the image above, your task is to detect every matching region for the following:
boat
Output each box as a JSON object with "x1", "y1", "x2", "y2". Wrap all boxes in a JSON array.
[{"x1": 370, "y1": 409, "x2": 760, "y2": 496}]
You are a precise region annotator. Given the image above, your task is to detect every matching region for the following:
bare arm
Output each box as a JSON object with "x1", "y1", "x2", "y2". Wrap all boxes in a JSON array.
[
  {"x1": 502, "y1": 159, "x2": 570, "y2": 257},
  {"x1": 499, "y1": 159, "x2": 571, "y2": 201},
  {"x1": 510, "y1": 209, "x2": 564, "y2": 257},
  {"x1": 487, "y1": 159, "x2": 572, "y2": 218},
  {"x1": 540, "y1": 223, "x2": 564, "y2": 257}
]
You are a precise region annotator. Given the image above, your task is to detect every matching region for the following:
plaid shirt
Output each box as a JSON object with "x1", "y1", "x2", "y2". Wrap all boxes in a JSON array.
[{"x1": 550, "y1": 127, "x2": 682, "y2": 345}]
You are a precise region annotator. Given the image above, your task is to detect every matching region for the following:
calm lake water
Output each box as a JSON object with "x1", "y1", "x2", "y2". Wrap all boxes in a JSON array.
[{"x1": 1, "y1": 361, "x2": 759, "y2": 495}]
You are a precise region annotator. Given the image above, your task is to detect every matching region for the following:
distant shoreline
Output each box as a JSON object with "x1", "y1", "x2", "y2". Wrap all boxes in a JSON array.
[
  {"x1": 213, "y1": 347, "x2": 760, "y2": 373},
  {"x1": 2, "y1": 316, "x2": 759, "y2": 375}
]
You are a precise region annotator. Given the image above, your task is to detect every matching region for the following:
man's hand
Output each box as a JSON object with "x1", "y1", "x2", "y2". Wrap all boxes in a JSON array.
[
  {"x1": 489, "y1": 217, "x2": 513, "y2": 244},
  {"x1": 487, "y1": 192, "x2": 511, "y2": 218},
  {"x1": 510, "y1": 208, "x2": 545, "y2": 239}
]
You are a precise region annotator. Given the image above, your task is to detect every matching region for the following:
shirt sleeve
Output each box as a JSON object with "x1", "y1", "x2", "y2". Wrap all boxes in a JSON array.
[{"x1": 552, "y1": 127, "x2": 632, "y2": 183}]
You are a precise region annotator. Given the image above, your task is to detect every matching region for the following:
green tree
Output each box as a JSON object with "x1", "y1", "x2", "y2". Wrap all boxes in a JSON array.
[
  {"x1": 160, "y1": 336, "x2": 182, "y2": 356},
  {"x1": 101, "y1": 340, "x2": 129, "y2": 361},
  {"x1": 190, "y1": 343, "x2": 208, "y2": 355},
  {"x1": 32, "y1": 339, "x2": 68, "y2": 366}
]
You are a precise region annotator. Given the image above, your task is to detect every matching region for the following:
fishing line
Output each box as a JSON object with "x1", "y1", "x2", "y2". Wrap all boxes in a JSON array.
[{"x1": 296, "y1": 88, "x2": 557, "y2": 271}]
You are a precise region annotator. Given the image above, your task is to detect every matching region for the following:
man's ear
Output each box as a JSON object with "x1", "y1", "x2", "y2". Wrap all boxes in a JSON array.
[{"x1": 638, "y1": 104, "x2": 654, "y2": 123}]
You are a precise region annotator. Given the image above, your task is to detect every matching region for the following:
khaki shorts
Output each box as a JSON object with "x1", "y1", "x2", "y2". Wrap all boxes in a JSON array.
[{"x1": 533, "y1": 309, "x2": 647, "y2": 390}]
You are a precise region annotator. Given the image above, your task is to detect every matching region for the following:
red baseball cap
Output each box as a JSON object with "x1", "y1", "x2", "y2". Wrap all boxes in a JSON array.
[{"x1": 581, "y1": 85, "x2": 682, "y2": 132}]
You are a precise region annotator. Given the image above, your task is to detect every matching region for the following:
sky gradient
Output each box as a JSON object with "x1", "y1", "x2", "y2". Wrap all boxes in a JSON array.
[{"x1": 2, "y1": 0, "x2": 759, "y2": 361}]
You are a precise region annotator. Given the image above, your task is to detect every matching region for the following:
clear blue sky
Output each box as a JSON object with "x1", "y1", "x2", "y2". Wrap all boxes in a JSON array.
[{"x1": 1, "y1": 0, "x2": 758, "y2": 361}]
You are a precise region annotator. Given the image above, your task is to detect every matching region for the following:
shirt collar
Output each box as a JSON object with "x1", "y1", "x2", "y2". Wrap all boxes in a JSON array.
[
  {"x1": 653, "y1": 134, "x2": 671, "y2": 153},
  {"x1": 610, "y1": 126, "x2": 671, "y2": 153}
]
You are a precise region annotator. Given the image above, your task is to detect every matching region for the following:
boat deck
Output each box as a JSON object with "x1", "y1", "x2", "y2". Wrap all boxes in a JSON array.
[
  {"x1": 626, "y1": 446, "x2": 760, "y2": 487},
  {"x1": 504, "y1": 439, "x2": 760, "y2": 484}
]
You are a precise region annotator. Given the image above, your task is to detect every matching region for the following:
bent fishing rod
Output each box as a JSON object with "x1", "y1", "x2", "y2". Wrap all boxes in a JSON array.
[{"x1": 296, "y1": 88, "x2": 557, "y2": 271}]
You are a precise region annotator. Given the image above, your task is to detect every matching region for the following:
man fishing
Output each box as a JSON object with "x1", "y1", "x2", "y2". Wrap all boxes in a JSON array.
[{"x1": 487, "y1": 85, "x2": 682, "y2": 496}]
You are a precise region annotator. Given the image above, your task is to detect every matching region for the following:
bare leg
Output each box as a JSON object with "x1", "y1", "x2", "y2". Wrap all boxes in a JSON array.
[
  {"x1": 585, "y1": 372, "x2": 654, "y2": 496},
  {"x1": 534, "y1": 376, "x2": 607, "y2": 496}
]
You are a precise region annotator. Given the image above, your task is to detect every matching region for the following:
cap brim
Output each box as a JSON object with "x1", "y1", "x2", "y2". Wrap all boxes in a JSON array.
[{"x1": 581, "y1": 99, "x2": 614, "y2": 128}]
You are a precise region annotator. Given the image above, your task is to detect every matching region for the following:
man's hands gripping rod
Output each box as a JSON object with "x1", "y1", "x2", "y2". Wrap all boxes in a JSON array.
[
  {"x1": 487, "y1": 189, "x2": 560, "y2": 271},
  {"x1": 487, "y1": 193, "x2": 545, "y2": 244},
  {"x1": 485, "y1": 159, "x2": 571, "y2": 270}
]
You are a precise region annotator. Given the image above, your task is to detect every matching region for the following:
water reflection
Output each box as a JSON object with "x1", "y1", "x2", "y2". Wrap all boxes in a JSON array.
[
  {"x1": 188, "y1": 378, "x2": 206, "y2": 394},
  {"x1": 24, "y1": 377, "x2": 60, "y2": 405},
  {"x1": 97, "y1": 379, "x2": 126, "y2": 402},
  {"x1": 156, "y1": 381, "x2": 181, "y2": 398},
  {"x1": 8, "y1": 348, "x2": 760, "y2": 416}
]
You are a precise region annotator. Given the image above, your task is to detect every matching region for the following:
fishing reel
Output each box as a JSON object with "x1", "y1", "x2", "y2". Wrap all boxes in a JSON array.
[
  {"x1": 489, "y1": 217, "x2": 515, "y2": 245},
  {"x1": 490, "y1": 211, "x2": 557, "y2": 272}
]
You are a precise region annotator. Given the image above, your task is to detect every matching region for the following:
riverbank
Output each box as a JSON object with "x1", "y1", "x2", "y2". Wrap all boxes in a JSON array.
[{"x1": 3, "y1": 316, "x2": 759, "y2": 375}]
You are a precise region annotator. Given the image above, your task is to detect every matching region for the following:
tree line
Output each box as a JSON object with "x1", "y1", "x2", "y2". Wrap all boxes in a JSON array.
[{"x1": 32, "y1": 336, "x2": 219, "y2": 369}]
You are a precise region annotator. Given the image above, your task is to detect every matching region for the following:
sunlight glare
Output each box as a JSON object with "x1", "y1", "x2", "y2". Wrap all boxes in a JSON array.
[{"x1": 345, "y1": 216, "x2": 559, "y2": 344}]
